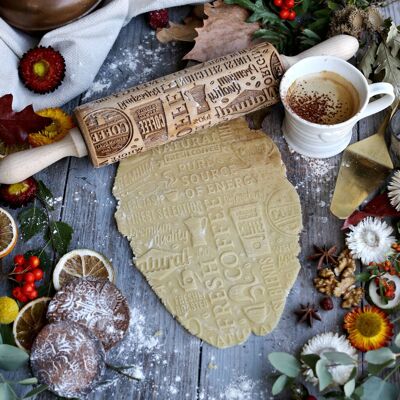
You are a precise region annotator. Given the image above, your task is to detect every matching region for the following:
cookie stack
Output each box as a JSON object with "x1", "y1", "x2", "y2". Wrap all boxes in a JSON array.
[{"x1": 30, "y1": 277, "x2": 130, "y2": 398}]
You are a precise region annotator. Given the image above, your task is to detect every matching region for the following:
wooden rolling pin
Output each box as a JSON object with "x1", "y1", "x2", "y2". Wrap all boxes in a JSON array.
[{"x1": 0, "y1": 35, "x2": 358, "y2": 184}]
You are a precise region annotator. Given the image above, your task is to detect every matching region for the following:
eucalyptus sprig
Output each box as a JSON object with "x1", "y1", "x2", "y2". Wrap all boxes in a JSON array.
[{"x1": 268, "y1": 332, "x2": 400, "y2": 400}]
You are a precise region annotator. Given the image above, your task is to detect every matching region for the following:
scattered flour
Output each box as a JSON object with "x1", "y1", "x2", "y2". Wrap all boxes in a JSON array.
[{"x1": 220, "y1": 376, "x2": 269, "y2": 400}]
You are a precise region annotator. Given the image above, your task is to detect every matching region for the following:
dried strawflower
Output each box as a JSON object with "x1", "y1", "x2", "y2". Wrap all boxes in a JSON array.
[
  {"x1": 301, "y1": 332, "x2": 357, "y2": 386},
  {"x1": 346, "y1": 217, "x2": 395, "y2": 264},
  {"x1": 344, "y1": 305, "x2": 394, "y2": 352},
  {"x1": 28, "y1": 108, "x2": 74, "y2": 147},
  {"x1": 388, "y1": 170, "x2": 400, "y2": 211}
]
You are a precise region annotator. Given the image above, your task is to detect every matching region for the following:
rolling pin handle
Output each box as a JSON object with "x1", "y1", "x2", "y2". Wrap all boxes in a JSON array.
[
  {"x1": 0, "y1": 128, "x2": 88, "y2": 184},
  {"x1": 280, "y1": 35, "x2": 359, "y2": 70}
]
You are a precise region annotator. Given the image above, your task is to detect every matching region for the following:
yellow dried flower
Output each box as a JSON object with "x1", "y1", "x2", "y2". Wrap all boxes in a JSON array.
[
  {"x1": 28, "y1": 108, "x2": 74, "y2": 147},
  {"x1": 0, "y1": 296, "x2": 19, "y2": 324}
]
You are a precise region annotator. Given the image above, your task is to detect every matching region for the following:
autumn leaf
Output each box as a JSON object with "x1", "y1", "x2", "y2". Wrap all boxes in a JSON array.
[
  {"x1": 157, "y1": 18, "x2": 203, "y2": 43},
  {"x1": 184, "y1": 0, "x2": 260, "y2": 62},
  {"x1": 0, "y1": 94, "x2": 52, "y2": 145}
]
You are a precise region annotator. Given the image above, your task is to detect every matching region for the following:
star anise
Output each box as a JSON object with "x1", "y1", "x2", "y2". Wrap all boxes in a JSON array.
[
  {"x1": 294, "y1": 303, "x2": 321, "y2": 327},
  {"x1": 308, "y1": 245, "x2": 338, "y2": 269}
]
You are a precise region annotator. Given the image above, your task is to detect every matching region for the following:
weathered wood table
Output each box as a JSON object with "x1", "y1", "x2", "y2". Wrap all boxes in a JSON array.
[{"x1": 2, "y1": 3, "x2": 400, "y2": 399}]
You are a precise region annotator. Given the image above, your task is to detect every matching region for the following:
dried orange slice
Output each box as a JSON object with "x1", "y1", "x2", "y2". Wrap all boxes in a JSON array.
[
  {"x1": 52, "y1": 249, "x2": 115, "y2": 291},
  {"x1": 13, "y1": 297, "x2": 51, "y2": 351},
  {"x1": 0, "y1": 207, "x2": 17, "y2": 258}
]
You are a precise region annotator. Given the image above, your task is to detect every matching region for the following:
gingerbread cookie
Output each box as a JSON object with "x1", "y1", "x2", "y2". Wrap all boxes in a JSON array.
[
  {"x1": 30, "y1": 321, "x2": 105, "y2": 398},
  {"x1": 47, "y1": 277, "x2": 130, "y2": 350}
]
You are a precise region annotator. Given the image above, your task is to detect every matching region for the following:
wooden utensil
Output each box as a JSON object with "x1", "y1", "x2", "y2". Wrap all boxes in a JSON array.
[
  {"x1": 330, "y1": 112, "x2": 393, "y2": 219},
  {"x1": 0, "y1": 35, "x2": 359, "y2": 184}
]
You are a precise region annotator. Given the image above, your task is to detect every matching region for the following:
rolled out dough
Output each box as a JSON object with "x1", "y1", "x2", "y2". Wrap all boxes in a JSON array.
[{"x1": 113, "y1": 118, "x2": 302, "y2": 348}]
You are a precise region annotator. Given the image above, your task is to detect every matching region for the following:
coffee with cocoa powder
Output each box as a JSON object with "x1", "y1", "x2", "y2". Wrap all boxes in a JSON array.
[{"x1": 286, "y1": 71, "x2": 360, "y2": 125}]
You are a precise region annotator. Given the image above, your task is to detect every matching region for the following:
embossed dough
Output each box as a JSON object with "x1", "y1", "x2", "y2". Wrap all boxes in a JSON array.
[{"x1": 113, "y1": 118, "x2": 302, "y2": 348}]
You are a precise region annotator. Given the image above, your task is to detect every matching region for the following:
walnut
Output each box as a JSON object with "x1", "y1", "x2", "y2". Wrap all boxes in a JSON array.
[
  {"x1": 342, "y1": 287, "x2": 364, "y2": 309},
  {"x1": 334, "y1": 249, "x2": 356, "y2": 278},
  {"x1": 314, "y1": 268, "x2": 338, "y2": 296},
  {"x1": 333, "y1": 276, "x2": 356, "y2": 297}
]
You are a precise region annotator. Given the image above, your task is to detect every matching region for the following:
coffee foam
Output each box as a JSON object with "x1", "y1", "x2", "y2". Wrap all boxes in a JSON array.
[{"x1": 286, "y1": 71, "x2": 360, "y2": 125}]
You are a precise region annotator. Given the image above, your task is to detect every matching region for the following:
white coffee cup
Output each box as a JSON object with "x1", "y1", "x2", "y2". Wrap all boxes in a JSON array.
[{"x1": 280, "y1": 56, "x2": 395, "y2": 158}]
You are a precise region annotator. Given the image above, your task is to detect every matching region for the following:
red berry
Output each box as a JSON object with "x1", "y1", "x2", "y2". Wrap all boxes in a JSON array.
[
  {"x1": 28, "y1": 255, "x2": 40, "y2": 269},
  {"x1": 273, "y1": 0, "x2": 283, "y2": 6},
  {"x1": 288, "y1": 10, "x2": 296, "y2": 20},
  {"x1": 14, "y1": 254, "x2": 25, "y2": 265},
  {"x1": 27, "y1": 289, "x2": 38, "y2": 300},
  {"x1": 279, "y1": 8, "x2": 290, "y2": 19},
  {"x1": 13, "y1": 266, "x2": 25, "y2": 282},
  {"x1": 306, "y1": 396, "x2": 317, "y2": 400},
  {"x1": 19, "y1": 294, "x2": 28, "y2": 303},
  {"x1": 22, "y1": 282, "x2": 35, "y2": 295},
  {"x1": 320, "y1": 297, "x2": 334, "y2": 311},
  {"x1": 285, "y1": 0, "x2": 295, "y2": 7},
  {"x1": 12, "y1": 287, "x2": 22, "y2": 299},
  {"x1": 24, "y1": 272, "x2": 35, "y2": 283},
  {"x1": 147, "y1": 9, "x2": 169, "y2": 30},
  {"x1": 32, "y1": 268, "x2": 44, "y2": 281}
]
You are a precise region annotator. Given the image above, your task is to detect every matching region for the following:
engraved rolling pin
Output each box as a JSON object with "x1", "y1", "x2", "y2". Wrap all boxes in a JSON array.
[{"x1": 0, "y1": 35, "x2": 358, "y2": 184}]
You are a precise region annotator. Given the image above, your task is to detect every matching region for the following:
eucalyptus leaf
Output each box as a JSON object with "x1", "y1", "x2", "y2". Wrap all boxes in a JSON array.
[
  {"x1": 0, "y1": 334, "x2": 2, "y2": 345},
  {"x1": 300, "y1": 354, "x2": 320, "y2": 375},
  {"x1": 360, "y1": 376, "x2": 399, "y2": 400},
  {"x1": 0, "y1": 344, "x2": 29, "y2": 371},
  {"x1": 323, "y1": 351, "x2": 356, "y2": 366},
  {"x1": 268, "y1": 352, "x2": 301, "y2": 378},
  {"x1": 344, "y1": 378, "x2": 356, "y2": 398},
  {"x1": 0, "y1": 383, "x2": 16, "y2": 400},
  {"x1": 367, "y1": 359, "x2": 395, "y2": 375},
  {"x1": 18, "y1": 206, "x2": 48, "y2": 241},
  {"x1": 316, "y1": 359, "x2": 333, "y2": 391},
  {"x1": 365, "y1": 348, "x2": 395, "y2": 365},
  {"x1": 18, "y1": 377, "x2": 38, "y2": 385},
  {"x1": 23, "y1": 384, "x2": 49, "y2": 398},
  {"x1": 272, "y1": 374, "x2": 288, "y2": 395},
  {"x1": 0, "y1": 325, "x2": 15, "y2": 346},
  {"x1": 395, "y1": 332, "x2": 400, "y2": 348}
]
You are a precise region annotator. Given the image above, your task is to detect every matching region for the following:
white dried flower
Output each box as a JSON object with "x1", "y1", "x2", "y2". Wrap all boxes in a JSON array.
[
  {"x1": 388, "y1": 170, "x2": 400, "y2": 211},
  {"x1": 346, "y1": 217, "x2": 395, "y2": 264},
  {"x1": 301, "y1": 332, "x2": 357, "y2": 386}
]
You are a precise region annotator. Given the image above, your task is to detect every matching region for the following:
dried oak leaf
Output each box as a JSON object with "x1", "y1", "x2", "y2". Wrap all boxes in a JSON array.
[
  {"x1": 184, "y1": 0, "x2": 260, "y2": 62},
  {"x1": 0, "y1": 94, "x2": 52, "y2": 145},
  {"x1": 156, "y1": 17, "x2": 203, "y2": 44}
]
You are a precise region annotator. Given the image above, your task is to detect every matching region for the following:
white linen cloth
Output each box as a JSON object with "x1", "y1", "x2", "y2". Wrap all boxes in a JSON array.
[{"x1": 0, "y1": 0, "x2": 199, "y2": 110}]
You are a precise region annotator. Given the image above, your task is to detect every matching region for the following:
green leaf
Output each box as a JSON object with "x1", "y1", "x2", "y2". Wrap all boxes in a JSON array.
[
  {"x1": 316, "y1": 359, "x2": 333, "y2": 391},
  {"x1": 18, "y1": 206, "x2": 48, "y2": 241},
  {"x1": 394, "y1": 332, "x2": 400, "y2": 348},
  {"x1": 356, "y1": 272, "x2": 371, "y2": 282},
  {"x1": 36, "y1": 180, "x2": 55, "y2": 211},
  {"x1": 268, "y1": 352, "x2": 301, "y2": 378},
  {"x1": 0, "y1": 383, "x2": 16, "y2": 400},
  {"x1": 367, "y1": 359, "x2": 396, "y2": 375},
  {"x1": 46, "y1": 221, "x2": 73, "y2": 255},
  {"x1": 300, "y1": 354, "x2": 320, "y2": 375},
  {"x1": 360, "y1": 377, "x2": 399, "y2": 400},
  {"x1": 272, "y1": 374, "x2": 289, "y2": 395},
  {"x1": 0, "y1": 325, "x2": 15, "y2": 346},
  {"x1": 344, "y1": 378, "x2": 356, "y2": 398},
  {"x1": 323, "y1": 352, "x2": 356, "y2": 366},
  {"x1": 359, "y1": 42, "x2": 378, "y2": 79},
  {"x1": 18, "y1": 377, "x2": 38, "y2": 385},
  {"x1": 365, "y1": 348, "x2": 395, "y2": 365},
  {"x1": 323, "y1": 392, "x2": 345, "y2": 399},
  {"x1": 22, "y1": 384, "x2": 49, "y2": 398},
  {"x1": 0, "y1": 344, "x2": 29, "y2": 370}
]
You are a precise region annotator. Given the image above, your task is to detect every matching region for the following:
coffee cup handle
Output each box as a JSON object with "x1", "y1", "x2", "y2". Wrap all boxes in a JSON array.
[{"x1": 356, "y1": 82, "x2": 395, "y2": 120}]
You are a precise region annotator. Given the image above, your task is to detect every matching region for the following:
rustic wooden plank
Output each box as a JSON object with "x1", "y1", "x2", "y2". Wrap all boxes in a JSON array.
[{"x1": 56, "y1": 7, "x2": 202, "y2": 400}]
